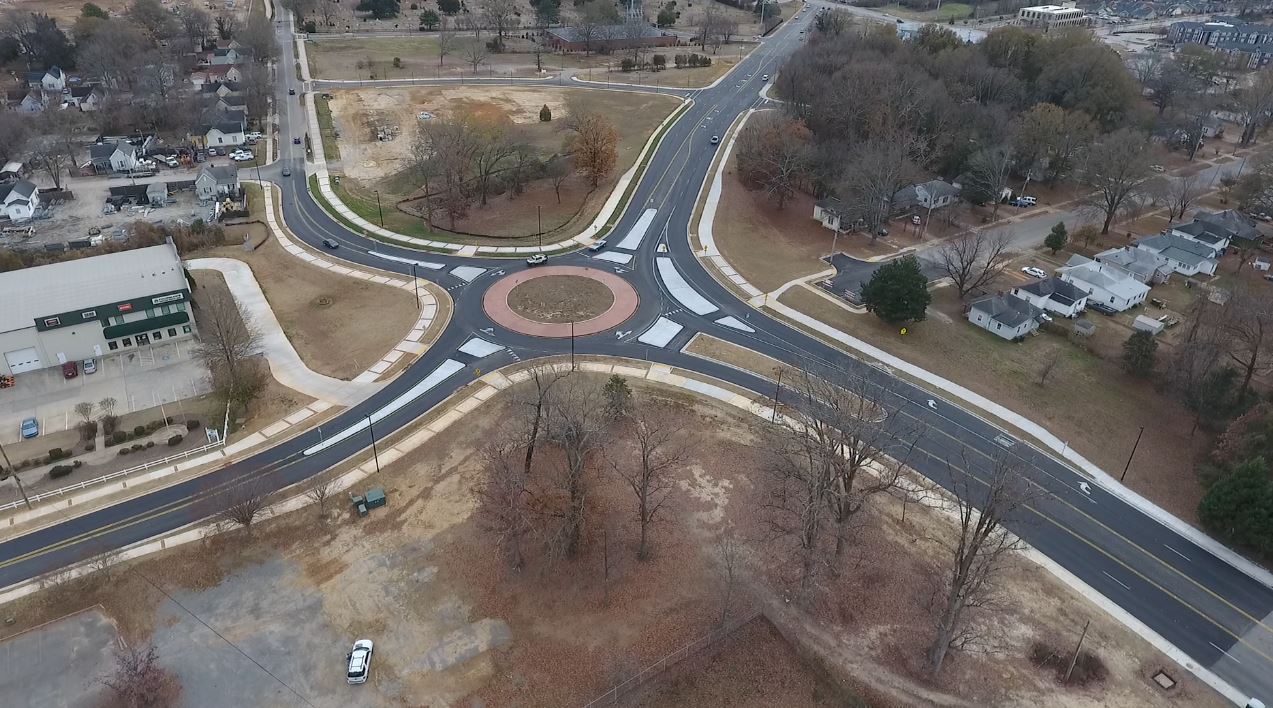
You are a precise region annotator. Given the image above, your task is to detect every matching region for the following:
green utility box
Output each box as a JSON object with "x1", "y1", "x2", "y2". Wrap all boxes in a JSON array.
[{"x1": 365, "y1": 488, "x2": 387, "y2": 509}]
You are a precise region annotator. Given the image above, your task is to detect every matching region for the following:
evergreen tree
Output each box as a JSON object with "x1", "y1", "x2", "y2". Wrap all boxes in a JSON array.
[
  {"x1": 1044, "y1": 222, "x2": 1068, "y2": 254},
  {"x1": 861, "y1": 255, "x2": 931, "y2": 324}
]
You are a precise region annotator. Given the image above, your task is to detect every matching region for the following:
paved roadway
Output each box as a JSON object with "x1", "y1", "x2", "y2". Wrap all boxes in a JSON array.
[{"x1": 2, "y1": 6, "x2": 1271, "y2": 704}]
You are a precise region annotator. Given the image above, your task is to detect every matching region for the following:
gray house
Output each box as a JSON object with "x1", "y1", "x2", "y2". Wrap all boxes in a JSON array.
[
  {"x1": 195, "y1": 165, "x2": 239, "y2": 201},
  {"x1": 1010, "y1": 277, "x2": 1089, "y2": 318},
  {"x1": 894, "y1": 179, "x2": 960, "y2": 212},
  {"x1": 1095, "y1": 246, "x2": 1172, "y2": 284},
  {"x1": 967, "y1": 293, "x2": 1044, "y2": 341}
]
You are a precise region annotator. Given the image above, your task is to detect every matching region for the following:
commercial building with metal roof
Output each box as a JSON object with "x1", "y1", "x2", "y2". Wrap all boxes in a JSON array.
[{"x1": 0, "y1": 242, "x2": 197, "y2": 375}]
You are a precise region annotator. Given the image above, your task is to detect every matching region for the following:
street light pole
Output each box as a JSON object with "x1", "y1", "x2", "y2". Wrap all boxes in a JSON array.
[
  {"x1": 366, "y1": 414, "x2": 381, "y2": 475},
  {"x1": 570, "y1": 320, "x2": 576, "y2": 370},
  {"x1": 771, "y1": 367, "x2": 783, "y2": 423},
  {"x1": 374, "y1": 190, "x2": 384, "y2": 227},
  {"x1": 537, "y1": 204, "x2": 543, "y2": 249},
  {"x1": 410, "y1": 262, "x2": 420, "y2": 308},
  {"x1": 1120, "y1": 425, "x2": 1144, "y2": 482}
]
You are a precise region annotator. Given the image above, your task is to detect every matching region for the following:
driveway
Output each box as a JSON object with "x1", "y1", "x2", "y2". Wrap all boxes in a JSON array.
[
  {"x1": 0, "y1": 341, "x2": 211, "y2": 444},
  {"x1": 818, "y1": 253, "x2": 945, "y2": 302}
]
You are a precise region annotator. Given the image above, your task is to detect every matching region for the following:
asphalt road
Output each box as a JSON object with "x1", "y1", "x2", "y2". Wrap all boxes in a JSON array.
[{"x1": 3, "y1": 6, "x2": 1271, "y2": 704}]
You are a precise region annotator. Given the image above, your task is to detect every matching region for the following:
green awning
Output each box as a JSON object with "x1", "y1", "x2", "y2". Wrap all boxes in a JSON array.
[{"x1": 103, "y1": 311, "x2": 190, "y2": 339}]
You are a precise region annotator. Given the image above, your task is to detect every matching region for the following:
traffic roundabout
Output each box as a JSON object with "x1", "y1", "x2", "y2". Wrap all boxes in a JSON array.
[{"x1": 481, "y1": 265, "x2": 640, "y2": 338}]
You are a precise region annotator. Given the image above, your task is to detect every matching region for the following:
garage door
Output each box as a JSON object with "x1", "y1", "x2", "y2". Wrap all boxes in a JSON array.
[{"x1": 4, "y1": 348, "x2": 41, "y2": 374}]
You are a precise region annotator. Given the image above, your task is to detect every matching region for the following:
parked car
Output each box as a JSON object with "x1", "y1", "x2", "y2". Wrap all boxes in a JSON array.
[
  {"x1": 246, "y1": 131, "x2": 263, "y2": 140},
  {"x1": 293, "y1": 137, "x2": 302, "y2": 145},
  {"x1": 762, "y1": 74, "x2": 769, "y2": 80},
  {"x1": 588, "y1": 240, "x2": 607, "y2": 252},
  {"x1": 346, "y1": 639, "x2": 374, "y2": 685},
  {"x1": 322, "y1": 238, "x2": 339, "y2": 249},
  {"x1": 1021, "y1": 266, "x2": 1047, "y2": 279},
  {"x1": 526, "y1": 254, "x2": 547, "y2": 266},
  {"x1": 61, "y1": 361, "x2": 78, "y2": 379},
  {"x1": 20, "y1": 417, "x2": 38, "y2": 439},
  {"x1": 82, "y1": 358, "x2": 97, "y2": 375},
  {"x1": 910, "y1": 215, "x2": 921, "y2": 225},
  {"x1": 1012, "y1": 196, "x2": 1037, "y2": 207}
]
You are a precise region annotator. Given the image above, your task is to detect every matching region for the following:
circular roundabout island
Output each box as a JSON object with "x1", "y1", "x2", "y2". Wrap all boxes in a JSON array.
[{"x1": 482, "y1": 265, "x2": 639, "y2": 338}]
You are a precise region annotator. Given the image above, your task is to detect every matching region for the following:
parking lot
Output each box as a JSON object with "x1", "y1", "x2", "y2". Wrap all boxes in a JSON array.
[{"x1": 0, "y1": 340, "x2": 211, "y2": 445}]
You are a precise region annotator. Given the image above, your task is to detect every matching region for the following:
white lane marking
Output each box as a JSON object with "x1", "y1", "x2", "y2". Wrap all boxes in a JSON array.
[
  {"x1": 1079, "y1": 482, "x2": 1091, "y2": 495},
  {"x1": 1163, "y1": 544, "x2": 1192, "y2": 562},
  {"x1": 615, "y1": 208, "x2": 658, "y2": 251},
  {"x1": 637, "y1": 317, "x2": 683, "y2": 347},
  {"x1": 1101, "y1": 571, "x2": 1132, "y2": 591},
  {"x1": 458, "y1": 337, "x2": 503, "y2": 358},
  {"x1": 368, "y1": 251, "x2": 444, "y2": 269},
  {"x1": 927, "y1": 399, "x2": 937, "y2": 410},
  {"x1": 1209, "y1": 641, "x2": 1243, "y2": 665},
  {"x1": 450, "y1": 265, "x2": 486, "y2": 282},
  {"x1": 593, "y1": 251, "x2": 634, "y2": 264},
  {"x1": 303, "y1": 358, "x2": 465, "y2": 456},
  {"x1": 714, "y1": 316, "x2": 754, "y2": 333},
  {"x1": 655, "y1": 258, "x2": 718, "y2": 316}
]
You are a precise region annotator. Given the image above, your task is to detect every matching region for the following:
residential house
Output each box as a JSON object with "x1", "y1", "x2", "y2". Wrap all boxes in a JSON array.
[
  {"x1": 199, "y1": 81, "x2": 243, "y2": 99},
  {"x1": 209, "y1": 47, "x2": 242, "y2": 65},
  {"x1": 813, "y1": 197, "x2": 846, "y2": 232},
  {"x1": 25, "y1": 67, "x2": 65, "y2": 93},
  {"x1": 1058, "y1": 255, "x2": 1151, "y2": 311},
  {"x1": 88, "y1": 141, "x2": 140, "y2": 174},
  {"x1": 1134, "y1": 233, "x2": 1219, "y2": 276},
  {"x1": 0, "y1": 162, "x2": 23, "y2": 182},
  {"x1": 893, "y1": 180, "x2": 960, "y2": 212},
  {"x1": 1095, "y1": 246, "x2": 1172, "y2": 284},
  {"x1": 191, "y1": 64, "x2": 243, "y2": 86},
  {"x1": 68, "y1": 85, "x2": 103, "y2": 112},
  {"x1": 1192, "y1": 209, "x2": 1262, "y2": 243},
  {"x1": 202, "y1": 121, "x2": 246, "y2": 148},
  {"x1": 0, "y1": 180, "x2": 41, "y2": 222},
  {"x1": 1170, "y1": 219, "x2": 1230, "y2": 254},
  {"x1": 1010, "y1": 277, "x2": 1090, "y2": 318},
  {"x1": 16, "y1": 91, "x2": 44, "y2": 114},
  {"x1": 967, "y1": 293, "x2": 1045, "y2": 341},
  {"x1": 195, "y1": 165, "x2": 240, "y2": 201}
]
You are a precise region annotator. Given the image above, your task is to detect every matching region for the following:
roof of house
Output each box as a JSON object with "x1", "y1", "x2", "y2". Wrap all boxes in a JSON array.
[
  {"x1": 0, "y1": 161, "x2": 21, "y2": 175},
  {"x1": 1136, "y1": 233, "x2": 1216, "y2": 267},
  {"x1": 970, "y1": 293, "x2": 1042, "y2": 329},
  {"x1": 204, "y1": 65, "x2": 238, "y2": 77},
  {"x1": 1172, "y1": 221, "x2": 1227, "y2": 245},
  {"x1": 1095, "y1": 246, "x2": 1168, "y2": 277},
  {"x1": 896, "y1": 179, "x2": 960, "y2": 205},
  {"x1": 69, "y1": 85, "x2": 98, "y2": 99},
  {"x1": 1013, "y1": 276, "x2": 1088, "y2": 307},
  {"x1": 200, "y1": 165, "x2": 239, "y2": 185},
  {"x1": 0, "y1": 244, "x2": 186, "y2": 334},
  {"x1": 6, "y1": 180, "x2": 36, "y2": 200},
  {"x1": 1059, "y1": 255, "x2": 1152, "y2": 300},
  {"x1": 206, "y1": 121, "x2": 245, "y2": 136},
  {"x1": 1194, "y1": 209, "x2": 1262, "y2": 241}
]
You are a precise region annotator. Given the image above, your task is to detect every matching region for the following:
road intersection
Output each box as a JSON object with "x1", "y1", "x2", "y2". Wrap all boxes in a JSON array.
[{"x1": 0, "y1": 5, "x2": 1270, "y2": 704}]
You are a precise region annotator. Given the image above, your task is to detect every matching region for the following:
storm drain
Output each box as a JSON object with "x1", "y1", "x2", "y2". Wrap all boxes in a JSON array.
[{"x1": 1152, "y1": 670, "x2": 1177, "y2": 690}]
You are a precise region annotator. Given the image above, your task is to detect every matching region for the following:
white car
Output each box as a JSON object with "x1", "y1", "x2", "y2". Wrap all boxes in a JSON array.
[
  {"x1": 246, "y1": 131, "x2": 263, "y2": 140},
  {"x1": 346, "y1": 639, "x2": 374, "y2": 684},
  {"x1": 1021, "y1": 266, "x2": 1048, "y2": 279}
]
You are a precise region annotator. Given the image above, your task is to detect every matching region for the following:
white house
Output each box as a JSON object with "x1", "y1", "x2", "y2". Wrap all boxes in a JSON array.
[
  {"x1": 16, "y1": 92, "x2": 44, "y2": 114},
  {"x1": 1170, "y1": 220, "x2": 1230, "y2": 254},
  {"x1": 195, "y1": 165, "x2": 240, "y2": 201},
  {"x1": 813, "y1": 198, "x2": 846, "y2": 232},
  {"x1": 0, "y1": 180, "x2": 41, "y2": 222},
  {"x1": 1094, "y1": 246, "x2": 1172, "y2": 284},
  {"x1": 1010, "y1": 276, "x2": 1090, "y2": 318},
  {"x1": 68, "y1": 85, "x2": 103, "y2": 112},
  {"x1": 1058, "y1": 255, "x2": 1151, "y2": 311},
  {"x1": 967, "y1": 293, "x2": 1044, "y2": 341},
  {"x1": 204, "y1": 122, "x2": 246, "y2": 147},
  {"x1": 1134, "y1": 233, "x2": 1219, "y2": 276},
  {"x1": 209, "y1": 47, "x2": 241, "y2": 65},
  {"x1": 25, "y1": 67, "x2": 65, "y2": 93},
  {"x1": 89, "y1": 141, "x2": 140, "y2": 173},
  {"x1": 894, "y1": 179, "x2": 960, "y2": 212}
]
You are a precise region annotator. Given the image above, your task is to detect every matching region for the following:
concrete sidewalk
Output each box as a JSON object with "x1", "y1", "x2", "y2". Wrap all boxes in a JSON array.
[{"x1": 188, "y1": 258, "x2": 383, "y2": 407}]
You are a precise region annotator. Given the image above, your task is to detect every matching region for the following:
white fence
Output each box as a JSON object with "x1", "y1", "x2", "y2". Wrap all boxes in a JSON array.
[{"x1": 0, "y1": 440, "x2": 226, "y2": 513}]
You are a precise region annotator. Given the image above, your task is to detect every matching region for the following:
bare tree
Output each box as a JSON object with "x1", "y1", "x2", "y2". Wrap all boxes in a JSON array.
[
  {"x1": 565, "y1": 109, "x2": 619, "y2": 188},
  {"x1": 99, "y1": 397, "x2": 117, "y2": 417},
  {"x1": 27, "y1": 135, "x2": 72, "y2": 190},
  {"x1": 517, "y1": 364, "x2": 567, "y2": 479},
  {"x1": 544, "y1": 374, "x2": 607, "y2": 558},
  {"x1": 1219, "y1": 286, "x2": 1273, "y2": 401},
  {"x1": 470, "y1": 114, "x2": 518, "y2": 206},
  {"x1": 1235, "y1": 67, "x2": 1273, "y2": 146},
  {"x1": 437, "y1": 19, "x2": 455, "y2": 67},
  {"x1": 194, "y1": 288, "x2": 262, "y2": 395},
  {"x1": 714, "y1": 529, "x2": 742, "y2": 624},
  {"x1": 610, "y1": 402, "x2": 690, "y2": 560},
  {"x1": 74, "y1": 401, "x2": 95, "y2": 425},
  {"x1": 547, "y1": 155, "x2": 573, "y2": 204},
  {"x1": 99, "y1": 643, "x2": 182, "y2": 707},
  {"x1": 836, "y1": 136, "x2": 926, "y2": 237},
  {"x1": 216, "y1": 480, "x2": 269, "y2": 534},
  {"x1": 1082, "y1": 129, "x2": 1155, "y2": 234},
  {"x1": 735, "y1": 113, "x2": 810, "y2": 210},
  {"x1": 1036, "y1": 348, "x2": 1063, "y2": 386},
  {"x1": 933, "y1": 230, "x2": 1014, "y2": 299},
  {"x1": 464, "y1": 39, "x2": 488, "y2": 74},
  {"x1": 304, "y1": 476, "x2": 337, "y2": 520},
  {"x1": 963, "y1": 145, "x2": 1015, "y2": 219},
  {"x1": 86, "y1": 546, "x2": 123, "y2": 585},
  {"x1": 927, "y1": 448, "x2": 1031, "y2": 676},
  {"x1": 1162, "y1": 173, "x2": 1204, "y2": 222},
  {"x1": 480, "y1": 0, "x2": 518, "y2": 48},
  {"x1": 476, "y1": 442, "x2": 533, "y2": 569}
]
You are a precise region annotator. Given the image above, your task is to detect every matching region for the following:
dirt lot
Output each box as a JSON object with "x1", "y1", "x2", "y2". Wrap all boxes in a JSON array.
[
  {"x1": 774, "y1": 284, "x2": 1212, "y2": 524},
  {"x1": 326, "y1": 85, "x2": 680, "y2": 243},
  {"x1": 0, "y1": 371, "x2": 1225, "y2": 708},
  {"x1": 508, "y1": 274, "x2": 613, "y2": 323},
  {"x1": 194, "y1": 237, "x2": 422, "y2": 380}
]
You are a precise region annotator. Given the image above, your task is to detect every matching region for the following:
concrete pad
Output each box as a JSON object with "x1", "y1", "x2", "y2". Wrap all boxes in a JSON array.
[{"x1": 0, "y1": 609, "x2": 117, "y2": 707}]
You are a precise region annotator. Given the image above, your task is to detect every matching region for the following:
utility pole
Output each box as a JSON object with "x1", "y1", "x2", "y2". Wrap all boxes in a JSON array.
[
  {"x1": 374, "y1": 190, "x2": 384, "y2": 227},
  {"x1": 537, "y1": 205, "x2": 543, "y2": 249},
  {"x1": 770, "y1": 367, "x2": 783, "y2": 422},
  {"x1": 1120, "y1": 425, "x2": 1144, "y2": 482},
  {"x1": 410, "y1": 262, "x2": 420, "y2": 308},
  {"x1": 366, "y1": 414, "x2": 381, "y2": 474},
  {"x1": 570, "y1": 320, "x2": 577, "y2": 370},
  {"x1": 1063, "y1": 620, "x2": 1091, "y2": 684},
  {"x1": 0, "y1": 440, "x2": 31, "y2": 509}
]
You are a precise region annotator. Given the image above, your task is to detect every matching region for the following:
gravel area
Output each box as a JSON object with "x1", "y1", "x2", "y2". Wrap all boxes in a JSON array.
[{"x1": 507, "y1": 275, "x2": 614, "y2": 324}]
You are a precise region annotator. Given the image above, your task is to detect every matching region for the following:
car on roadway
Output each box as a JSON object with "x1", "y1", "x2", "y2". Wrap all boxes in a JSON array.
[
  {"x1": 346, "y1": 639, "x2": 374, "y2": 685},
  {"x1": 20, "y1": 417, "x2": 38, "y2": 439},
  {"x1": 762, "y1": 74, "x2": 769, "y2": 81},
  {"x1": 526, "y1": 254, "x2": 547, "y2": 266},
  {"x1": 82, "y1": 358, "x2": 97, "y2": 375},
  {"x1": 588, "y1": 240, "x2": 607, "y2": 252},
  {"x1": 1020, "y1": 266, "x2": 1048, "y2": 279},
  {"x1": 62, "y1": 361, "x2": 78, "y2": 379},
  {"x1": 1012, "y1": 196, "x2": 1037, "y2": 207},
  {"x1": 288, "y1": 88, "x2": 296, "y2": 95},
  {"x1": 710, "y1": 135, "x2": 720, "y2": 145},
  {"x1": 322, "y1": 238, "x2": 339, "y2": 249},
  {"x1": 293, "y1": 137, "x2": 302, "y2": 145},
  {"x1": 282, "y1": 166, "x2": 292, "y2": 177}
]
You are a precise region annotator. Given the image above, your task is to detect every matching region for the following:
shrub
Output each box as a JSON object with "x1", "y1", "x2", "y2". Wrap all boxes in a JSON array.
[
  {"x1": 146, "y1": 421, "x2": 162, "y2": 432},
  {"x1": 102, "y1": 414, "x2": 118, "y2": 435},
  {"x1": 146, "y1": 441, "x2": 155, "y2": 448},
  {"x1": 112, "y1": 431, "x2": 127, "y2": 445},
  {"x1": 47, "y1": 448, "x2": 65, "y2": 461},
  {"x1": 134, "y1": 425, "x2": 146, "y2": 437},
  {"x1": 48, "y1": 465, "x2": 74, "y2": 479},
  {"x1": 1029, "y1": 641, "x2": 1108, "y2": 687},
  {"x1": 539, "y1": 104, "x2": 552, "y2": 122},
  {"x1": 119, "y1": 448, "x2": 130, "y2": 456},
  {"x1": 304, "y1": 19, "x2": 317, "y2": 32},
  {"x1": 79, "y1": 420, "x2": 98, "y2": 441},
  {"x1": 167, "y1": 435, "x2": 184, "y2": 447},
  {"x1": 84, "y1": 444, "x2": 95, "y2": 452},
  {"x1": 131, "y1": 444, "x2": 144, "y2": 452},
  {"x1": 165, "y1": 416, "x2": 175, "y2": 426},
  {"x1": 392, "y1": 56, "x2": 402, "y2": 68},
  {"x1": 73, "y1": 460, "x2": 82, "y2": 468},
  {"x1": 187, "y1": 419, "x2": 202, "y2": 431},
  {"x1": 620, "y1": 58, "x2": 636, "y2": 72},
  {"x1": 652, "y1": 54, "x2": 666, "y2": 71}
]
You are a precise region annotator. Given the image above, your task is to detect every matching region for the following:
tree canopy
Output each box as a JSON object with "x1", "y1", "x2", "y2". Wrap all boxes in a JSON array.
[{"x1": 861, "y1": 256, "x2": 931, "y2": 324}]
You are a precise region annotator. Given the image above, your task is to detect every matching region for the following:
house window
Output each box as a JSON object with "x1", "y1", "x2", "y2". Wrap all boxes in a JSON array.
[
  {"x1": 182, "y1": 325, "x2": 192, "y2": 334},
  {"x1": 994, "y1": 323, "x2": 1001, "y2": 330},
  {"x1": 81, "y1": 310, "x2": 96, "y2": 319},
  {"x1": 108, "y1": 340, "x2": 118, "y2": 351},
  {"x1": 152, "y1": 331, "x2": 163, "y2": 341},
  {"x1": 122, "y1": 337, "x2": 132, "y2": 346},
  {"x1": 43, "y1": 317, "x2": 60, "y2": 327}
]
